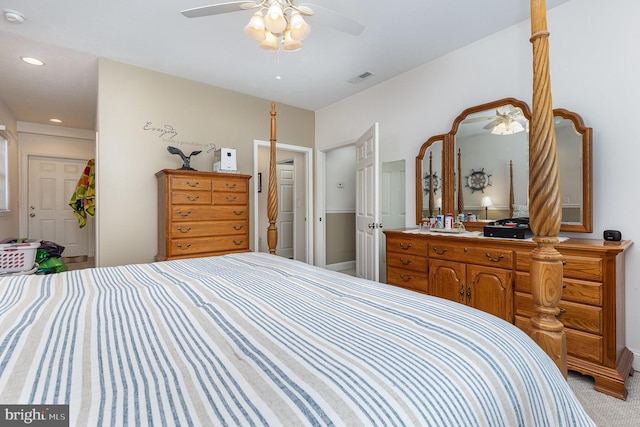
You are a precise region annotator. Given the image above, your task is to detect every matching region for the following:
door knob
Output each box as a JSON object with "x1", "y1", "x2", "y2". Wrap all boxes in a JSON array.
[{"x1": 30, "y1": 213, "x2": 35, "y2": 217}]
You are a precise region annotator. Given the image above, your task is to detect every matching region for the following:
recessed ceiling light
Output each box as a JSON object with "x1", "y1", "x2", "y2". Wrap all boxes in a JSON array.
[
  {"x1": 49, "y1": 118, "x2": 63, "y2": 124},
  {"x1": 20, "y1": 56, "x2": 45, "y2": 66}
]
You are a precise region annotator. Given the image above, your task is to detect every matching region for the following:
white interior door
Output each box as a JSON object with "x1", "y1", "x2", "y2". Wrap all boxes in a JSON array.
[
  {"x1": 355, "y1": 123, "x2": 380, "y2": 281},
  {"x1": 276, "y1": 162, "x2": 295, "y2": 259},
  {"x1": 28, "y1": 156, "x2": 90, "y2": 257}
]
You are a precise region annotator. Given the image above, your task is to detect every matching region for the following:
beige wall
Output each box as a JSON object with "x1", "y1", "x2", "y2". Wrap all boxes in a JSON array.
[
  {"x1": 326, "y1": 212, "x2": 355, "y2": 265},
  {"x1": 96, "y1": 59, "x2": 314, "y2": 266},
  {"x1": 0, "y1": 99, "x2": 19, "y2": 239}
]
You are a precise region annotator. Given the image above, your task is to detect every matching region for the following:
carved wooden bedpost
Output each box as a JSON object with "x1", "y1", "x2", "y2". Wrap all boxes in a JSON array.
[
  {"x1": 528, "y1": 0, "x2": 567, "y2": 375},
  {"x1": 267, "y1": 102, "x2": 279, "y2": 254}
]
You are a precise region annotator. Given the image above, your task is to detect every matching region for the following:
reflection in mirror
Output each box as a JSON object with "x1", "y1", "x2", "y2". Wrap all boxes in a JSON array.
[
  {"x1": 416, "y1": 135, "x2": 444, "y2": 223},
  {"x1": 455, "y1": 103, "x2": 529, "y2": 221}
]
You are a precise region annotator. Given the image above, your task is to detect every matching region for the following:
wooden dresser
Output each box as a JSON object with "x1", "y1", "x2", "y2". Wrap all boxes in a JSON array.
[
  {"x1": 384, "y1": 229, "x2": 633, "y2": 399},
  {"x1": 156, "y1": 169, "x2": 251, "y2": 261}
]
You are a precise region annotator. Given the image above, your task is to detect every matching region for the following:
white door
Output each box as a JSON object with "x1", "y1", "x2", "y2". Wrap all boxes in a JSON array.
[
  {"x1": 28, "y1": 156, "x2": 90, "y2": 257},
  {"x1": 382, "y1": 160, "x2": 406, "y2": 230},
  {"x1": 355, "y1": 123, "x2": 380, "y2": 281},
  {"x1": 276, "y1": 162, "x2": 295, "y2": 259}
]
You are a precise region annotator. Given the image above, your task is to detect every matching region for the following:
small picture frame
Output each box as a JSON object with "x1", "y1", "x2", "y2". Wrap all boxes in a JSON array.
[{"x1": 258, "y1": 173, "x2": 262, "y2": 193}]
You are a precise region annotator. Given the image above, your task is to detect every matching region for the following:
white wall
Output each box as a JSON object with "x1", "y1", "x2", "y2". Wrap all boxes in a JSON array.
[
  {"x1": 316, "y1": 0, "x2": 640, "y2": 369},
  {"x1": 0, "y1": 100, "x2": 19, "y2": 238}
]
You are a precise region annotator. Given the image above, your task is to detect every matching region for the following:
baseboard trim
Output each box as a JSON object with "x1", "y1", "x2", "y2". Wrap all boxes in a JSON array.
[{"x1": 326, "y1": 260, "x2": 356, "y2": 272}]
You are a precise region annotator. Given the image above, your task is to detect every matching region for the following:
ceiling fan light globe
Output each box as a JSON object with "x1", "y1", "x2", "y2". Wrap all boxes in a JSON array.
[
  {"x1": 244, "y1": 12, "x2": 266, "y2": 41},
  {"x1": 259, "y1": 31, "x2": 279, "y2": 50},
  {"x1": 264, "y1": 4, "x2": 287, "y2": 34},
  {"x1": 283, "y1": 29, "x2": 302, "y2": 51},
  {"x1": 290, "y1": 21, "x2": 310, "y2": 40},
  {"x1": 289, "y1": 11, "x2": 305, "y2": 29}
]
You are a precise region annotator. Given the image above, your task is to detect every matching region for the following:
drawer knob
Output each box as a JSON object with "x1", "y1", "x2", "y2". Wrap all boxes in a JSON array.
[
  {"x1": 399, "y1": 274, "x2": 412, "y2": 282},
  {"x1": 559, "y1": 308, "x2": 567, "y2": 315},
  {"x1": 400, "y1": 257, "x2": 412, "y2": 266},
  {"x1": 187, "y1": 195, "x2": 200, "y2": 201},
  {"x1": 233, "y1": 239, "x2": 244, "y2": 245},
  {"x1": 432, "y1": 247, "x2": 447, "y2": 255},
  {"x1": 226, "y1": 183, "x2": 237, "y2": 189},
  {"x1": 177, "y1": 226, "x2": 192, "y2": 234},
  {"x1": 233, "y1": 210, "x2": 244, "y2": 216},
  {"x1": 177, "y1": 243, "x2": 191, "y2": 251},
  {"x1": 226, "y1": 195, "x2": 238, "y2": 202},
  {"x1": 233, "y1": 225, "x2": 244, "y2": 230},
  {"x1": 186, "y1": 181, "x2": 199, "y2": 187},
  {"x1": 399, "y1": 243, "x2": 412, "y2": 250},
  {"x1": 485, "y1": 252, "x2": 504, "y2": 262},
  {"x1": 177, "y1": 209, "x2": 192, "y2": 217}
]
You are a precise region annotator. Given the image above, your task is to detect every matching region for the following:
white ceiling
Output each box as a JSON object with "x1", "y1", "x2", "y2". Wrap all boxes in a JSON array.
[{"x1": 0, "y1": 0, "x2": 571, "y2": 131}]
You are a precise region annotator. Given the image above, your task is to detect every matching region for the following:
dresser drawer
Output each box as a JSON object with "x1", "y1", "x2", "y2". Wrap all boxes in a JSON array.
[
  {"x1": 386, "y1": 267, "x2": 428, "y2": 293},
  {"x1": 170, "y1": 220, "x2": 248, "y2": 238},
  {"x1": 429, "y1": 243, "x2": 512, "y2": 269},
  {"x1": 386, "y1": 236, "x2": 427, "y2": 257},
  {"x1": 515, "y1": 272, "x2": 602, "y2": 306},
  {"x1": 170, "y1": 176, "x2": 212, "y2": 191},
  {"x1": 170, "y1": 190, "x2": 212, "y2": 205},
  {"x1": 169, "y1": 235, "x2": 249, "y2": 257},
  {"x1": 214, "y1": 191, "x2": 248, "y2": 205},
  {"x1": 514, "y1": 315, "x2": 603, "y2": 364},
  {"x1": 213, "y1": 177, "x2": 247, "y2": 192},
  {"x1": 171, "y1": 205, "x2": 248, "y2": 221},
  {"x1": 515, "y1": 250, "x2": 602, "y2": 281},
  {"x1": 515, "y1": 292, "x2": 602, "y2": 335},
  {"x1": 387, "y1": 253, "x2": 428, "y2": 273}
]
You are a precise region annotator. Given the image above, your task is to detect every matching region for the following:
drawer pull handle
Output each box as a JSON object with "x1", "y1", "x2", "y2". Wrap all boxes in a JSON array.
[
  {"x1": 562, "y1": 283, "x2": 567, "y2": 289},
  {"x1": 233, "y1": 239, "x2": 244, "y2": 245},
  {"x1": 432, "y1": 247, "x2": 447, "y2": 255},
  {"x1": 187, "y1": 195, "x2": 200, "y2": 201},
  {"x1": 226, "y1": 183, "x2": 237, "y2": 189},
  {"x1": 177, "y1": 243, "x2": 191, "y2": 250},
  {"x1": 459, "y1": 284, "x2": 465, "y2": 300},
  {"x1": 400, "y1": 258, "x2": 412, "y2": 266},
  {"x1": 467, "y1": 284, "x2": 472, "y2": 303},
  {"x1": 485, "y1": 253, "x2": 504, "y2": 262},
  {"x1": 399, "y1": 274, "x2": 412, "y2": 282},
  {"x1": 399, "y1": 243, "x2": 412, "y2": 250},
  {"x1": 559, "y1": 308, "x2": 567, "y2": 315},
  {"x1": 186, "y1": 181, "x2": 199, "y2": 188},
  {"x1": 562, "y1": 260, "x2": 567, "y2": 265},
  {"x1": 226, "y1": 195, "x2": 238, "y2": 202},
  {"x1": 177, "y1": 209, "x2": 192, "y2": 217},
  {"x1": 177, "y1": 226, "x2": 192, "y2": 233},
  {"x1": 233, "y1": 225, "x2": 244, "y2": 230},
  {"x1": 233, "y1": 210, "x2": 244, "y2": 215}
]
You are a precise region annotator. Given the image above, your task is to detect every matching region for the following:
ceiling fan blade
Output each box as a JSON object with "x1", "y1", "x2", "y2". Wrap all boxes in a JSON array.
[
  {"x1": 181, "y1": 1, "x2": 256, "y2": 18},
  {"x1": 463, "y1": 116, "x2": 495, "y2": 124},
  {"x1": 305, "y1": 4, "x2": 364, "y2": 36},
  {"x1": 483, "y1": 119, "x2": 500, "y2": 130}
]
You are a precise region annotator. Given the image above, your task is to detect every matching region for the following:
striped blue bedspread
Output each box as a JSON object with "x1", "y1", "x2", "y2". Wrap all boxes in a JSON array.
[{"x1": 0, "y1": 252, "x2": 594, "y2": 426}]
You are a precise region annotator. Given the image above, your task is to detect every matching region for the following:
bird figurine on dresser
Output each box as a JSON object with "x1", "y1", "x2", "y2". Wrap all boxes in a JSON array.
[{"x1": 167, "y1": 146, "x2": 201, "y2": 170}]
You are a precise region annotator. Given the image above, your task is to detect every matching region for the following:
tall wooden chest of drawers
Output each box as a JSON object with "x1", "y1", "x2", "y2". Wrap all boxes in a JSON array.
[
  {"x1": 384, "y1": 229, "x2": 633, "y2": 399},
  {"x1": 156, "y1": 169, "x2": 251, "y2": 261}
]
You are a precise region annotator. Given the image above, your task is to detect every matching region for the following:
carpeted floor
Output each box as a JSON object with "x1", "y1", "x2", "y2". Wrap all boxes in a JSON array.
[{"x1": 568, "y1": 370, "x2": 639, "y2": 426}]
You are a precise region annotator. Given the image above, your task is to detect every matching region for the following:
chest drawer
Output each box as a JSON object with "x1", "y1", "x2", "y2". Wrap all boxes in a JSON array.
[
  {"x1": 169, "y1": 235, "x2": 249, "y2": 257},
  {"x1": 214, "y1": 191, "x2": 248, "y2": 205},
  {"x1": 170, "y1": 220, "x2": 248, "y2": 238},
  {"x1": 386, "y1": 267, "x2": 428, "y2": 293},
  {"x1": 213, "y1": 177, "x2": 247, "y2": 192},
  {"x1": 387, "y1": 253, "x2": 428, "y2": 273},
  {"x1": 429, "y1": 243, "x2": 512, "y2": 269},
  {"x1": 170, "y1": 176, "x2": 212, "y2": 191},
  {"x1": 515, "y1": 272, "x2": 602, "y2": 306},
  {"x1": 516, "y1": 250, "x2": 602, "y2": 281},
  {"x1": 171, "y1": 205, "x2": 248, "y2": 221},
  {"x1": 170, "y1": 190, "x2": 212, "y2": 205},
  {"x1": 386, "y1": 236, "x2": 427, "y2": 257},
  {"x1": 515, "y1": 292, "x2": 602, "y2": 335}
]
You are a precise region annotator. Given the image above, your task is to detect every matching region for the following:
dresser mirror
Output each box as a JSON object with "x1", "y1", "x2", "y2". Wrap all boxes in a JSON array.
[{"x1": 416, "y1": 98, "x2": 592, "y2": 232}]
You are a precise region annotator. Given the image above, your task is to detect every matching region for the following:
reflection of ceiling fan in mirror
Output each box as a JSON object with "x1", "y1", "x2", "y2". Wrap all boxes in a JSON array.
[
  {"x1": 464, "y1": 106, "x2": 527, "y2": 135},
  {"x1": 181, "y1": 1, "x2": 365, "y2": 51}
]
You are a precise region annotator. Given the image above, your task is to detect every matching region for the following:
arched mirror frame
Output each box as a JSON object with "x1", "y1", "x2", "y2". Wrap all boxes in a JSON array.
[
  {"x1": 415, "y1": 134, "x2": 448, "y2": 224},
  {"x1": 415, "y1": 98, "x2": 593, "y2": 233}
]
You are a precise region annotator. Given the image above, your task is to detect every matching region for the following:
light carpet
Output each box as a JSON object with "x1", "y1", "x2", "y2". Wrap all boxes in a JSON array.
[{"x1": 568, "y1": 371, "x2": 639, "y2": 426}]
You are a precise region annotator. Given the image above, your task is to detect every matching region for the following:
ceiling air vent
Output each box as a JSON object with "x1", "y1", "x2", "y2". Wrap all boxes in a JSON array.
[{"x1": 348, "y1": 71, "x2": 375, "y2": 84}]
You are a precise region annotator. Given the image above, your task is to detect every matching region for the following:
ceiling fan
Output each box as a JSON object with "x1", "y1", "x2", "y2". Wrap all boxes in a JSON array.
[
  {"x1": 181, "y1": 1, "x2": 364, "y2": 50},
  {"x1": 463, "y1": 106, "x2": 527, "y2": 135}
]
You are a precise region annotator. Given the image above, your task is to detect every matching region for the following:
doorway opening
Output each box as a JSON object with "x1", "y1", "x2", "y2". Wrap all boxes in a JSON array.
[{"x1": 253, "y1": 140, "x2": 313, "y2": 263}]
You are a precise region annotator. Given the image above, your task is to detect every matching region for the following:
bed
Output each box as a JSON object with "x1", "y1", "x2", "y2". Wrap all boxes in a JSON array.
[{"x1": 0, "y1": 252, "x2": 594, "y2": 426}]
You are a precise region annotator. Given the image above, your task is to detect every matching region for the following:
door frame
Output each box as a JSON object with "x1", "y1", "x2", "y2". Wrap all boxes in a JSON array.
[
  {"x1": 252, "y1": 140, "x2": 313, "y2": 263},
  {"x1": 19, "y1": 152, "x2": 95, "y2": 256}
]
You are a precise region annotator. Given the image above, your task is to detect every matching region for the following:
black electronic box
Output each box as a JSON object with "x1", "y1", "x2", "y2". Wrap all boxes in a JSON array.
[{"x1": 484, "y1": 218, "x2": 533, "y2": 239}]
